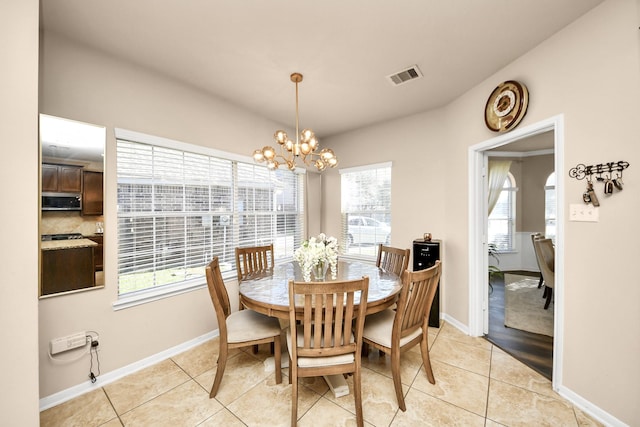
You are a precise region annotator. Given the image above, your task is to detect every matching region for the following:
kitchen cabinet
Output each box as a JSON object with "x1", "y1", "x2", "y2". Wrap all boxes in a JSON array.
[
  {"x1": 41, "y1": 246, "x2": 95, "y2": 295},
  {"x1": 87, "y1": 235, "x2": 103, "y2": 271},
  {"x1": 82, "y1": 171, "x2": 103, "y2": 215},
  {"x1": 42, "y1": 163, "x2": 82, "y2": 193}
]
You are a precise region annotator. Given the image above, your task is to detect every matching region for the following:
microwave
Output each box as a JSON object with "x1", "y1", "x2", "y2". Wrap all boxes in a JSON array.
[{"x1": 42, "y1": 192, "x2": 82, "y2": 211}]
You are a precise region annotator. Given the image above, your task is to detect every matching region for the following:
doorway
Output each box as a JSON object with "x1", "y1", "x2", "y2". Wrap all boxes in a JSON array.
[{"x1": 468, "y1": 115, "x2": 565, "y2": 389}]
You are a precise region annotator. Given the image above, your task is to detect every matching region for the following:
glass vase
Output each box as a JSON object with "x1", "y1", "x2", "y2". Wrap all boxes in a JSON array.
[{"x1": 313, "y1": 261, "x2": 328, "y2": 281}]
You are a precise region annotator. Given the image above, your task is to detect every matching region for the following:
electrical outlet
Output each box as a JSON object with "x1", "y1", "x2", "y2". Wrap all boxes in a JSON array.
[{"x1": 50, "y1": 332, "x2": 87, "y2": 355}]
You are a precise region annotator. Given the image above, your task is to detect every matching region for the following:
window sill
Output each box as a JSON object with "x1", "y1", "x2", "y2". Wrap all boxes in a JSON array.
[{"x1": 112, "y1": 278, "x2": 210, "y2": 311}]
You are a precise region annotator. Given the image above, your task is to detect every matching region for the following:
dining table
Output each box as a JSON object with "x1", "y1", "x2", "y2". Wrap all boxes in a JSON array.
[
  {"x1": 239, "y1": 259, "x2": 403, "y2": 320},
  {"x1": 238, "y1": 259, "x2": 403, "y2": 398}
]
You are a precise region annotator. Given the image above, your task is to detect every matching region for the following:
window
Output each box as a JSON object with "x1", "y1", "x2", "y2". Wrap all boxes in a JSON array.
[
  {"x1": 340, "y1": 163, "x2": 391, "y2": 258},
  {"x1": 116, "y1": 130, "x2": 304, "y2": 300},
  {"x1": 488, "y1": 173, "x2": 516, "y2": 251},
  {"x1": 545, "y1": 172, "x2": 556, "y2": 242}
]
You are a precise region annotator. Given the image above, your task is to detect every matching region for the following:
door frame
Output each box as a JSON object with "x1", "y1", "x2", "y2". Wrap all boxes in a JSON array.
[{"x1": 467, "y1": 114, "x2": 564, "y2": 388}]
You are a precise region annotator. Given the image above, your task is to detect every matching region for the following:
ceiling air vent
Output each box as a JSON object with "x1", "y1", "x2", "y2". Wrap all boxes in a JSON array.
[{"x1": 386, "y1": 65, "x2": 423, "y2": 86}]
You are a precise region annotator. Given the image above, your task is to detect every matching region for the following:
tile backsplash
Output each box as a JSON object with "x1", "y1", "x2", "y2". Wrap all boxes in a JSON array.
[{"x1": 41, "y1": 211, "x2": 105, "y2": 236}]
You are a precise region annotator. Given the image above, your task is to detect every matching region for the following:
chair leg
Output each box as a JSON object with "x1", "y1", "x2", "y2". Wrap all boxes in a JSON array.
[
  {"x1": 420, "y1": 337, "x2": 435, "y2": 384},
  {"x1": 273, "y1": 336, "x2": 282, "y2": 384},
  {"x1": 390, "y1": 347, "x2": 406, "y2": 411},
  {"x1": 291, "y1": 369, "x2": 298, "y2": 426},
  {"x1": 353, "y1": 367, "x2": 364, "y2": 427},
  {"x1": 210, "y1": 346, "x2": 228, "y2": 398},
  {"x1": 538, "y1": 274, "x2": 544, "y2": 288},
  {"x1": 544, "y1": 288, "x2": 553, "y2": 310}
]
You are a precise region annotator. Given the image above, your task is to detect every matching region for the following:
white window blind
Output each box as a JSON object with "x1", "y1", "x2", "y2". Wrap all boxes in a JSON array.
[
  {"x1": 340, "y1": 163, "x2": 392, "y2": 258},
  {"x1": 116, "y1": 136, "x2": 304, "y2": 297},
  {"x1": 488, "y1": 173, "x2": 515, "y2": 251}
]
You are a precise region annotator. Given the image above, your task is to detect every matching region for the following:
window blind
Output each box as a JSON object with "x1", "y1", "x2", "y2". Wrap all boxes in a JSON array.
[
  {"x1": 116, "y1": 137, "x2": 304, "y2": 297},
  {"x1": 340, "y1": 163, "x2": 392, "y2": 258}
]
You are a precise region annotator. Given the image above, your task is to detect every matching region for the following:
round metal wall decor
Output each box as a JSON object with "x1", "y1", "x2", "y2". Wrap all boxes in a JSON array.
[{"x1": 484, "y1": 80, "x2": 529, "y2": 132}]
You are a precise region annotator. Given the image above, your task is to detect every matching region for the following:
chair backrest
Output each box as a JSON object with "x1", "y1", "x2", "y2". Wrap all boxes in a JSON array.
[
  {"x1": 205, "y1": 257, "x2": 231, "y2": 337},
  {"x1": 531, "y1": 233, "x2": 544, "y2": 269},
  {"x1": 394, "y1": 261, "x2": 442, "y2": 343},
  {"x1": 288, "y1": 277, "x2": 369, "y2": 360},
  {"x1": 376, "y1": 244, "x2": 410, "y2": 277},
  {"x1": 235, "y1": 244, "x2": 274, "y2": 282},
  {"x1": 533, "y1": 238, "x2": 555, "y2": 289}
]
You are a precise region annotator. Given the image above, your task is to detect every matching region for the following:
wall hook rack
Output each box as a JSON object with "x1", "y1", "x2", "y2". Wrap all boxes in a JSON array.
[{"x1": 569, "y1": 161, "x2": 630, "y2": 180}]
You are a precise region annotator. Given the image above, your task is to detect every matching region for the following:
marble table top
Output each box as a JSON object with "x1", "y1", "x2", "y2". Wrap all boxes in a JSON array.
[{"x1": 239, "y1": 260, "x2": 402, "y2": 319}]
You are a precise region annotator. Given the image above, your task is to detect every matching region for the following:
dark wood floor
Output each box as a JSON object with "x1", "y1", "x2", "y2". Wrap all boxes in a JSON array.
[{"x1": 485, "y1": 270, "x2": 553, "y2": 380}]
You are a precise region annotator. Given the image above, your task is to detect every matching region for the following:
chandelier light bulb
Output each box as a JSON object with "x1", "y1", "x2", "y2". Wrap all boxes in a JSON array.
[
  {"x1": 300, "y1": 129, "x2": 314, "y2": 143},
  {"x1": 253, "y1": 149, "x2": 265, "y2": 162},
  {"x1": 315, "y1": 159, "x2": 326, "y2": 171},
  {"x1": 300, "y1": 141, "x2": 311, "y2": 155},
  {"x1": 274, "y1": 130, "x2": 287, "y2": 144},
  {"x1": 285, "y1": 139, "x2": 294, "y2": 152},
  {"x1": 263, "y1": 146, "x2": 276, "y2": 160},
  {"x1": 309, "y1": 137, "x2": 319, "y2": 151},
  {"x1": 320, "y1": 148, "x2": 335, "y2": 160}
]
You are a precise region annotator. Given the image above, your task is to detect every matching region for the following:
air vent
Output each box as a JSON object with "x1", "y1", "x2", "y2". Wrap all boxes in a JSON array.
[{"x1": 386, "y1": 65, "x2": 423, "y2": 86}]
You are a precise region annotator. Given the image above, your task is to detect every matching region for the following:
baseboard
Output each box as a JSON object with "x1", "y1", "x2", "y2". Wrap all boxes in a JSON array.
[
  {"x1": 440, "y1": 313, "x2": 469, "y2": 335},
  {"x1": 556, "y1": 385, "x2": 627, "y2": 427},
  {"x1": 39, "y1": 329, "x2": 219, "y2": 411}
]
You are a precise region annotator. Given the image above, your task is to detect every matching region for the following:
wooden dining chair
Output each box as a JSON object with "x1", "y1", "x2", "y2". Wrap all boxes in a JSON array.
[
  {"x1": 236, "y1": 244, "x2": 274, "y2": 309},
  {"x1": 362, "y1": 260, "x2": 442, "y2": 412},
  {"x1": 205, "y1": 257, "x2": 282, "y2": 398},
  {"x1": 376, "y1": 244, "x2": 410, "y2": 276},
  {"x1": 533, "y1": 238, "x2": 555, "y2": 309},
  {"x1": 287, "y1": 276, "x2": 369, "y2": 427}
]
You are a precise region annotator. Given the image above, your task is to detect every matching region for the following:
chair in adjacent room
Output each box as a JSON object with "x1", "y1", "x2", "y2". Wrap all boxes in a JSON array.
[
  {"x1": 205, "y1": 257, "x2": 282, "y2": 398},
  {"x1": 287, "y1": 276, "x2": 370, "y2": 427},
  {"x1": 534, "y1": 238, "x2": 555, "y2": 310},
  {"x1": 531, "y1": 233, "x2": 545, "y2": 288},
  {"x1": 362, "y1": 261, "x2": 442, "y2": 412},
  {"x1": 235, "y1": 243, "x2": 274, "y2": 310},
  {"x1": 376, "y1": 244, "x2": 410, "y2": 277}
]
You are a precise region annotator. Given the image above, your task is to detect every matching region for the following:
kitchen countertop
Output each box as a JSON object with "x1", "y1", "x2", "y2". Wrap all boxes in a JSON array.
[{"x1": 41, "y1": 239, "x2": 99, "y2": 251}]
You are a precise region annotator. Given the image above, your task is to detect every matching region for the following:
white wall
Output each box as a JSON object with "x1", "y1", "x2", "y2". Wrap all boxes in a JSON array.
[
  {"x1": 323, "y1": 0, "x2": 640, "y2": 423},
  {"x1": 0, "y1": 0, "x2": 41, "y2": 424}
]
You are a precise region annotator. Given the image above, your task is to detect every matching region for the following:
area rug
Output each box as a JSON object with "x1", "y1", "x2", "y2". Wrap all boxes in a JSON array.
[{"x1": 504, "y1": 274, "x2": 554, "y2": 337}]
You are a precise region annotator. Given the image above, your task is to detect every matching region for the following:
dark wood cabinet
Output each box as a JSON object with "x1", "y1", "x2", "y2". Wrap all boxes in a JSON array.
[
  {"x1": 42, "y1": 163, "x2": 82, "y2": 193},
  {"x1": 87, "y1": 235, "x2": 104, "y2": 271},
  {"x1": 82, "y1": 171, "x2": 103, "y2": 215},
  {"x1": 41, "y1": 246, "x2": 95, "y2": 296}
]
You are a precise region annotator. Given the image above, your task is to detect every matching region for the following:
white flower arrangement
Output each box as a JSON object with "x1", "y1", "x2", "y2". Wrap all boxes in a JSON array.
[{"x1": 293, "y1": 233, "x2": 339, "y2": 282}]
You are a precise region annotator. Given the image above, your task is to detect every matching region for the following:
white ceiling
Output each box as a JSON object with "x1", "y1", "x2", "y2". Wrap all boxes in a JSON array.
[{"x1": 40, "y1": 0, "x2": 603, "y2": 139}]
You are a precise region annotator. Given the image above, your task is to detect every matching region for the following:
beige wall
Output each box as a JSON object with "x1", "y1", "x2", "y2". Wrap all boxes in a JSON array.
[
  {"x1": 38, "y1": 32, "x2": 299, "y2": 397},
  {"x1": 323, "y1": 0, "x2": 639, "y2": 423},
  {"x1": 0, "y1": 0, "x2": 41, "y2": 424},
  {"x1": 519, "y1": 154, "x2": 554, "y2": 233}
]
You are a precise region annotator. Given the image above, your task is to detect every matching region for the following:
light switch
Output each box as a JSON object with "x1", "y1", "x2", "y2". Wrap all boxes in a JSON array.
[{"x1": 569, "y1": 204, "x2": 599, "y2": 222}]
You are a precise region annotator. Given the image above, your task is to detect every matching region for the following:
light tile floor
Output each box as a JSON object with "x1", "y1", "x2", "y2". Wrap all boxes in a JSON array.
[{"x1": 40, "y1": 321, "x2": 603, "y2": 426}]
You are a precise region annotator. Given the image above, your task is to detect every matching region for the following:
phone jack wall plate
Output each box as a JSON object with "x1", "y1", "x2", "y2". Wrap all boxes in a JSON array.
[{"x1": 50, "y1": 332, "x2": 87, "y2": 355}]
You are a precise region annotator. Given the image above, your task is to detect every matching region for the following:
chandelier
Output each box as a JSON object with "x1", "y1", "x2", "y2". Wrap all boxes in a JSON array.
[{"x1": 253, "y1": 73, "x2": 338, "y2": 172}]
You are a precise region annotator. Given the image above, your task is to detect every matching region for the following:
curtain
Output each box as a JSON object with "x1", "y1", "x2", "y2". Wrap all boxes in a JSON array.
[{"x1": 487, "y1": 160, "x2": 512, "y2": 215}]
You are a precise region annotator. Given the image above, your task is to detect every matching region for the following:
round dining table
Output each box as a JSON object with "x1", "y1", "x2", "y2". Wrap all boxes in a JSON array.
[{"x1": 239, "y1": 259, "x2": 403, "y2": 320}]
